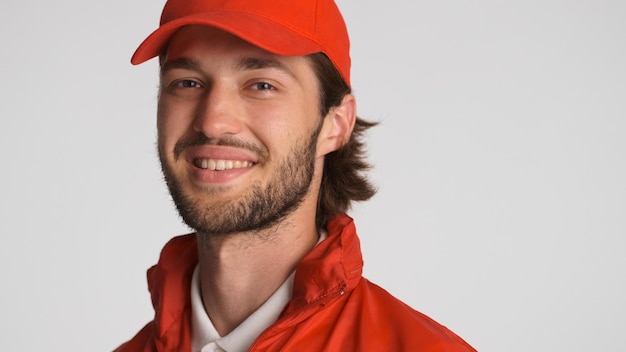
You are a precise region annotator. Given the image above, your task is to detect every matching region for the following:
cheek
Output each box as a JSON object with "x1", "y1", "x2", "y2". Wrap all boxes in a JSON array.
[
  {"x1": 250, "y1": 96, "x2": 319, "y2": 138},
  {"x1": 157, "y1": 97, "x2": 195, "y2": 138},
  {"x1": 156, "y1": 107, "x2": 186, "y2": 153},
  {"x1": 156, "y1": 98, "x2": 170, "y2": 136},
  {"x1": 242, "y1": 102, "x2": 289, "y2": 143}
]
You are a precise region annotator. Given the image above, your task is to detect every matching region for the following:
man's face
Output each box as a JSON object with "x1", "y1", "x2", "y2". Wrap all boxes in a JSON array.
[{"x1": 157, "y1": 25, "x2": 325, "y2": 236}]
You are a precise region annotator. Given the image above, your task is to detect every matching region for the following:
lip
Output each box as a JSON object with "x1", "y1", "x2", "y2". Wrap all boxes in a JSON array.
[{"x1": 184, "y1": 145, "x2": 258, "y2": 184}]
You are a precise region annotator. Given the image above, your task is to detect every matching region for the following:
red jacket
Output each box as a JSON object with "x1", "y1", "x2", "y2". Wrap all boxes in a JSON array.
[{"x1": 115, "y1": 214, "x2": 476, "y2": 351}]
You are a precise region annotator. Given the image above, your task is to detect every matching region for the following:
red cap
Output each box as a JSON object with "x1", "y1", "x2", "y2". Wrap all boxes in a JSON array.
[{"x1": 131, "y1": 0, "x2": 351, "y2": 86}]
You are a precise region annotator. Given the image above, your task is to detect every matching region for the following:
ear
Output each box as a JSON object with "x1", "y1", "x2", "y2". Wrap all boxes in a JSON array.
[{"x1": 316, "y1": 94, "x2": 357, "y2": 157}]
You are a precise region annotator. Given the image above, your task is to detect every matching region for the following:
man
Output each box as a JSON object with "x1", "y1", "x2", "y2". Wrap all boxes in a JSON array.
[{"x1": 116, "y1": 0, "x2": 476, "y2": 351}]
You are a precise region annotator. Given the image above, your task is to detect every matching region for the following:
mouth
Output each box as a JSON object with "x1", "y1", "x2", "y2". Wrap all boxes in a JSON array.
[{"x1": 193, "y1": 158, "x2": 255, "y2": 171}]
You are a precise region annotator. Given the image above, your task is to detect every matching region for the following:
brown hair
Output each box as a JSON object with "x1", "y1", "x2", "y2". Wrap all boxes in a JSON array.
[{"x1": 307, "y1": 53, "x2": 378, "y2": 229}]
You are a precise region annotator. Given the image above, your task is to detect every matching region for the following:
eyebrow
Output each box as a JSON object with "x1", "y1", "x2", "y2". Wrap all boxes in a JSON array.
[
  {"x1": 235, "y1": 57, "x2": 295, "y2": 78},
  {"x1": 160, "y1": 57, "x2": 201, "y2": 76},
  {"x1": 160, "y1": 56, "x2": 296, "y2": 78}
]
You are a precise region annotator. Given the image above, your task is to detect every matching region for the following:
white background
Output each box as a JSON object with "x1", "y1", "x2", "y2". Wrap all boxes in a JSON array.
[{"x1": 1, "y1": 0, "x2": 625, "y2": 351}]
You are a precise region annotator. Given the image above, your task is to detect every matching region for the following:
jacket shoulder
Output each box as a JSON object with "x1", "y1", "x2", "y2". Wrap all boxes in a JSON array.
[{"x1": 348, "y1": 278, "x2": 477, "y2": 351}]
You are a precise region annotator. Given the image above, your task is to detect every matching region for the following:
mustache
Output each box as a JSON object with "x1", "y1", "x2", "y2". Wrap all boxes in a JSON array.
[{"x1": 173, "y1": 134, "x2": 267, "y2": 160}]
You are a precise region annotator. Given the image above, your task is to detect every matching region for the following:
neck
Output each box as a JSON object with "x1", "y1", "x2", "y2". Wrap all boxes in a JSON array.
[{"x1": 196, "y1": 215, "x2": 319, "y2": 336}]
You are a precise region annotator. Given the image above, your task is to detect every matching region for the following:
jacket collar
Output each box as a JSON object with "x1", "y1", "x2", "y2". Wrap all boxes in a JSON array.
[
  {"x1": 147, "y1": 213, "x2": 363, "y2": 350},
  {"x1": 285, "y1": 214, "x2": 363, "y2": 314},
  {"x1": 147, "y1": 232, "x2": 197, "y2": 351}
]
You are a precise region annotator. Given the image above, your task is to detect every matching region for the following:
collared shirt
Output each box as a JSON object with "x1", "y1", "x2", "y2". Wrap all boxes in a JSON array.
[{"x1": 190, "y1": 232, "x2": 326, "y2": 352}]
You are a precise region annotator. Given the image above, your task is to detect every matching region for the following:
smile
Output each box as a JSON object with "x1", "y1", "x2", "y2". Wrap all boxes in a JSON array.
[{"x1": 194, "y1": 158, "x2": 255, "y2": 171}]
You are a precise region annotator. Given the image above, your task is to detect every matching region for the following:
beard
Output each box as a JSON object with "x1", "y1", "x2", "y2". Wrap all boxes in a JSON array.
[{"x1": 159, "y1": 125, "x2": 321, "y2": 237}]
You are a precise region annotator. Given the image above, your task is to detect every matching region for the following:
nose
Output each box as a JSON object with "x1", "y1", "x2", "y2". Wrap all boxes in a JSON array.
[{"x1": 193, "y1": 82, "x2": 243, "y2": 138}]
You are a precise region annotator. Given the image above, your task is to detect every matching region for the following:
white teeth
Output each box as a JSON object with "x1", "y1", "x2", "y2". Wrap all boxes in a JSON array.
[{"x1": 196, "y1": 159, "x2": 253, "y2": 171}]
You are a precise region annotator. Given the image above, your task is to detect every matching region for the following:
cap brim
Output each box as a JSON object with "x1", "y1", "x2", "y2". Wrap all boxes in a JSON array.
[{"x1": 131, "y1": 12, "x2": 324, "y2": 65}]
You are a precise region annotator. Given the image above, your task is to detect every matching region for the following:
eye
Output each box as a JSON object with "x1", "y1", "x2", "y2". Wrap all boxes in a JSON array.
[
  {"x1": 177, "y1": 79, "x2": 202, "y2": 88},
  {"x1": 162, "y1": 78, "x2": 204, "y2": 97},
  {"x1": 251, "y1": 82, "x2": 274, "y2": 91}
]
